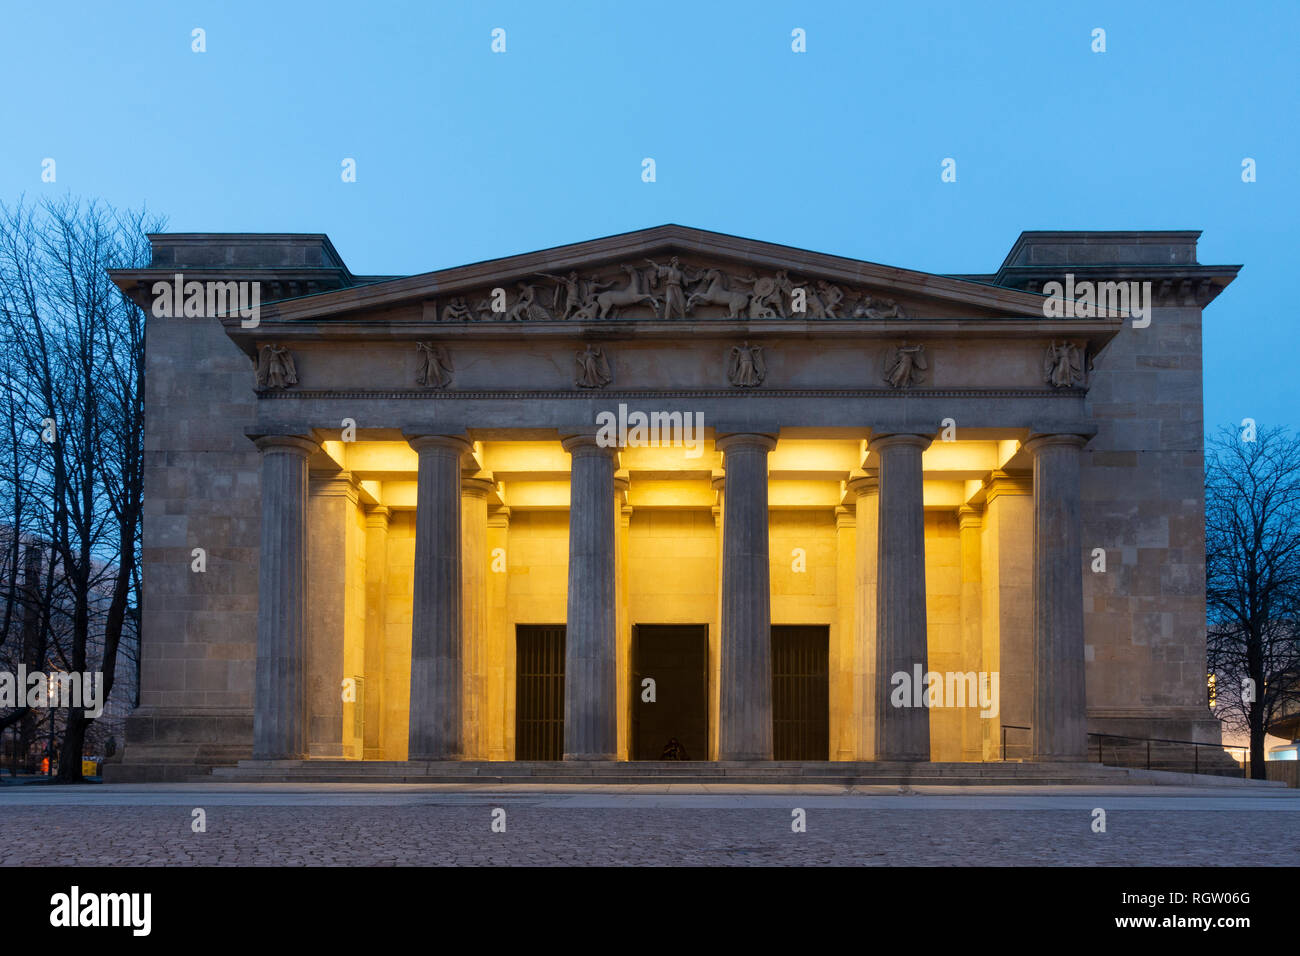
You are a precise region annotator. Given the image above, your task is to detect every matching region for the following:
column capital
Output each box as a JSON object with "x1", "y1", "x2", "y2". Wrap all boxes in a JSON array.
[
  {"x1": 984, "y1": 470, "x2": 1033, "y2": 502},
  {"x1": 251, "y1": 434, "x2": 319, "y2": 457},
  {"x1": 1024, "y1": 431, "x2": 1092, "y2": 455},
  {"x1": 406, "y1": 433, "x2": 472, "y2": 456},
  {"x1": 461, "y1": 476, "x2": 496, "y2": 498},
  {"x1": 486, "y1": 507, "x2": 511, "y2": 529},
  {"x1": 956, "y1": 504, "x2": 983, "y2": 530},
  {"x1": 835, "y1": 506, "x2": 856, "y2": 530},
  {"x1": 561, "y1": 432, "x2": 619, "y2": 457},
  {"x1": 868, "y1": 432, "x2": 932, "y2": 454},
  {"x1": 715, "y1": 432, "x2": 777, "y2": 454},
  {"x1": 310, "y1": 471, "x2": 360, "y2": 503},
  {"x1": 847, "y1": 474, "x2": 879, "y2": 496},
  {"x1": 364, "y1": 506, "x2": 392, "y2": 529}
]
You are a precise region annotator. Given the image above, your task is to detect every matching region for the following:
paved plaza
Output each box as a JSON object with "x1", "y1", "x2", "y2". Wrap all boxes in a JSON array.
[{"x1": 1, "y1": 783, "x2": 1296, "y2": 866}]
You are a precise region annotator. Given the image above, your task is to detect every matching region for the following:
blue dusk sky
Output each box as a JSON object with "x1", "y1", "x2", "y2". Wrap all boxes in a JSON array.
[{"x1": 1, "y1": 0, "x2": 1295, "y2": 431}]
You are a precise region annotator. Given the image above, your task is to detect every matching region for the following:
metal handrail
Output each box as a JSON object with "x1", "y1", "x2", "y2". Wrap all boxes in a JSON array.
[
  {"x1": 1000, "y1": 724, "x2": 1030, "y2": 761},
  {"x1": 998, "y1": 727, "x2": 1249, "y2": 774},
  {"x1": 1087, "y1": 731, "x2": 1248, "y2": 774}
]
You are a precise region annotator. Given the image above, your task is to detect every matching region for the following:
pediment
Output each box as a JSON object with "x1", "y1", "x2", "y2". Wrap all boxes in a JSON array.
[{"x1": 254, "y1": 224, "x2": 1053, "y2": 327}]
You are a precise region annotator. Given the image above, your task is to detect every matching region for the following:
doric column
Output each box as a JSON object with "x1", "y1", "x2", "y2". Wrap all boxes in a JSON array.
[
  {"x1": 461, "y1": 475, "x2": 494, "y2": 760},
  {"x1": 363, "y1": 506, "x2": 390, "y2": 760},
  {"x1": 486, "y1": 508, "x2": 511, "y2": 760},
  {"x1": 252, "y1": 434, "x2": 319, "y2": 759},
  {"x1": 957, "y1": 505, "x2": 984, "y2": 762},
  {"x1": 306, "y1": 470, "x2": 361, "y2": 758},
  {"x1": 717, "y1": 433, "x2": 777, "y2": 761},
  {"x1": 562, "y1": 435, "x2": 618, "y2": 760},
  {"x1": 980, "y1": 471, "x2": 1033, "y2": 759},
  {"x1": 870, "y1": 433, "x2": 932, "y2": 761},
  {"x1": 833, "y1": 505, "x2": 856, "y2": 760},
  {"x1": 710, "y1": 474, "x2": 725, "y2": 760},
  {"x1": 407, "y1": 434, "x2": 471, "y2": 760},
  {"x1": 1025, "y1": 432, "x2": 1089, "y2": 760},
  {"x1": 848, "y1": 476, "x2": 879, "y2": 760},
  {"x1": 614, "y1": 475, "x2": 631, "y2": 761}
]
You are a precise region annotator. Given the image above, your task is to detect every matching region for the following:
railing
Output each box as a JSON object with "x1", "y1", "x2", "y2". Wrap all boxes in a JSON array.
[
  {"x1": 1088, "y1": 732, "x2": 1249, "y2": 776},
  {"x1": 998, "y1": 726, "x2": 1248, "y2": 775},
  {"x1": 1000, "y1": 724, "x2": 1031, "y2": 761}
]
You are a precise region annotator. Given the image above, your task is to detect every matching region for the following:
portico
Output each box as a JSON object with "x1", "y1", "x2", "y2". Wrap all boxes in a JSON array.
[{"x1": 243, "y1": 425, "x2": 1091, "y2": 764}]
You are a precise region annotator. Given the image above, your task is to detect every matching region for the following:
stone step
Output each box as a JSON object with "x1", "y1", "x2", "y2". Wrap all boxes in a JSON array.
[{"x1": 192, "y1": 758, "x2": 1271, "y2": 787}]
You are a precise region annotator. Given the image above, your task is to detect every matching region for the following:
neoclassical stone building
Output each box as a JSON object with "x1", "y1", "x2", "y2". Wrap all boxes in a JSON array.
[{"x1": 107, "y1": 225, "x2": 1238, "y2": 780}]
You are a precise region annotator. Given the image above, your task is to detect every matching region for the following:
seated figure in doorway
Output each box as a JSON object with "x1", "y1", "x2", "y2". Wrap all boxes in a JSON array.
[{"x1": 660, "y1": 737, "x2": 690, "y2": 761}]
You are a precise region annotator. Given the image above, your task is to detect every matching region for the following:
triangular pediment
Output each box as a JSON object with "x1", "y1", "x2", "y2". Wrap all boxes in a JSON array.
[{"x1": 258, "y1": 224, "x2": 1051, "y2": 325}]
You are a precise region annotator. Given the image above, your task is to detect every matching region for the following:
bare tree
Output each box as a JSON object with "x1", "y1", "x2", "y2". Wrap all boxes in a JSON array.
[
  {"x1": 0, "y1": 196, "x2": 158, "y2": 781},
  {"x1": 1205, "y1": 424, "x2": 1300, "y2": 779}
]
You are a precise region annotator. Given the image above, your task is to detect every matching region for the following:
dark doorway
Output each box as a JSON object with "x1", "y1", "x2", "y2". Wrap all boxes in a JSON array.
[
  {"x1": 632, "y1": 624, "x2": 708, "y2": 760},
  {"x1": 771, "y1": 625, "x2": 830, "y2": 761},
  {"x1": 515, "y1": 625, "x2": 565, "y2": 760}
]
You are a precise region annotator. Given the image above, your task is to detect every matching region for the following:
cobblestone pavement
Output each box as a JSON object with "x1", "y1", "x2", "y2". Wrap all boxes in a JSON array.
[{"x1": 1, "y1": 784, "x2": 1296, "y2": 866}]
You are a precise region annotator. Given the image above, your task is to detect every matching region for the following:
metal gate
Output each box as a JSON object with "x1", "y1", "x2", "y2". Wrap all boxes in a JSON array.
[
  {"x1": 515, "y1": 625, "x2": 565, "y2": 760},
  {"x1": 771, "y1": 625, "x2": 830, "y2": 760}
]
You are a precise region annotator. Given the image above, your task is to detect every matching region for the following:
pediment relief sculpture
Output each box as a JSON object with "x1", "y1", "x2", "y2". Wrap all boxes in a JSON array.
[
  {"x1": 416, "y1": 342, "x2": 454, "y2": 389},
  {"x1": 429, "y1": 258, "x2": 909, "y2": 322},
  {"x1": 1044, "y1": 341, "x2": 1087, "y2": 388},
  {"x1": 254, "y1": 343, "x2": 298, "y2": 389},
  {"x1": 883, "y1": 343, "x2": 927, "y2": 389}
]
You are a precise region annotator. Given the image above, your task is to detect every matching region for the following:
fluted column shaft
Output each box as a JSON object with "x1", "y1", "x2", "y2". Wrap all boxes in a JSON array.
[
  {"x1": 872, "y1": 433, "x2": 932, "y2": 761},
  {"x1": 957, "y1": 506, "x2": 984, "y2": 762},
  {"x1": 849, "y1": 476, "x2": 879, "y2": 760},
  {"x1": 614, "y1": 476, "x2": 631, "y2": 761},
  {"x1": 1026, "y1": 434, "x2": 1089, "y2": 760},
  {"x1": 562, "y1": 435, "x2": 617, "y2": 760},
  {"x1": 461, "y1": 477, "x2": 493, "y2": 760},
  {"x1": 252, "y1": 435, "x2": 318, "y2": 759},
  {"x1": 718, "y1": 433, "x2": 777, "y2": 760},
  {"x1": 363, "y1": 507, "x2": 391, "y2": 759},
  {"x1": 407, "y1": 434, "x2": 471, "y2": 760}
]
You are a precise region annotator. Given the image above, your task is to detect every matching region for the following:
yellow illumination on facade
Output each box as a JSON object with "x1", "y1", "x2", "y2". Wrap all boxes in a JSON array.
[{"x1": 315, "y1": 434, "x2": 1036, "y2": 762}]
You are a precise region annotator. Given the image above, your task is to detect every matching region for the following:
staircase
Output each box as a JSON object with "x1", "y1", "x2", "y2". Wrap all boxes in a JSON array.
[{"x1": 197, "y1": 758, "x2": 1278, "y2": 787}]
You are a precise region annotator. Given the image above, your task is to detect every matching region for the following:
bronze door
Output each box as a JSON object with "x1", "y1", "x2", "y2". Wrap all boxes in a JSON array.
[
  {"x1": 515, "y1": 625, "x2": 565, "y2": 760},
  {"x1": 771, "y1": 625, "x2": 830, "y2": 760}
]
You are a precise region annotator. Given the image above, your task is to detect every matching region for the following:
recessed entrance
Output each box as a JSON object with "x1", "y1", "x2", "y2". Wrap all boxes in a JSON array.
[
  {"x1": 631, "y1": 624, "x2": 709, "y2": 760},
  {"x1": 771, "y1": 625, "x2": 830, "y2": 761},
  {"x1": 515, "y1": 625, "x2": 565, "y2": 760}
]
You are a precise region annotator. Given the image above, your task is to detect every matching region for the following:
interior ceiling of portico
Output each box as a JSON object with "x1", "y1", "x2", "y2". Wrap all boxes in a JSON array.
[{"x1": 312, "y1": 437, "x2": 1031, "y2": 513}]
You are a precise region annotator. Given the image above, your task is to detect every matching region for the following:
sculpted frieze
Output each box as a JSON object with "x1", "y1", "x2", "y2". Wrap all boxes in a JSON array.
[
  {"x1": 428, "y1": 257, "x2": 910, "y2": 322},
  {"x1": 883, "y1": 343, "x2": 927, "y2": 389},
  {"x1": 416, "y1": 342, "x2": 454, "y2": 389},
  {"x1": 254, "y1": 344, "x2": 298, "y2": 389},
  {"x1": 574, "y1": 344, "x2": 612, "y2": 388},
  {"x1": 1044, "y1": 341, "x2": 1087, "y2": 388}
]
